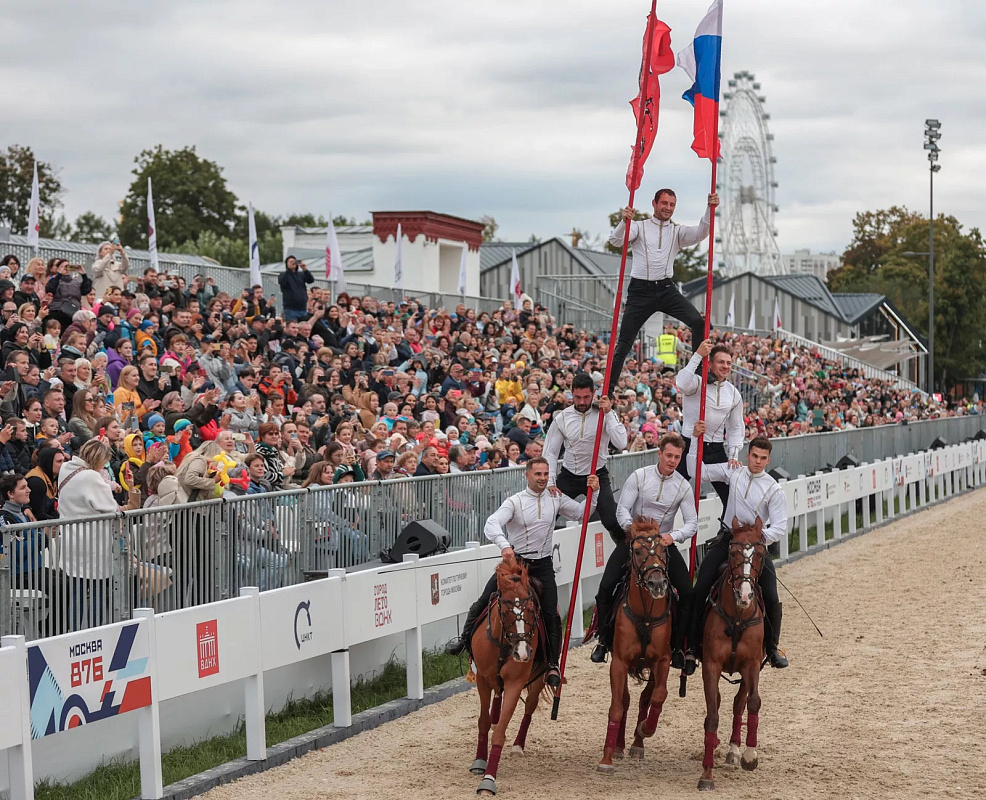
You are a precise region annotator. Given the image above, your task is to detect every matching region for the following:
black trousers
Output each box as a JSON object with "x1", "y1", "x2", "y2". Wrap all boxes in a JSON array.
[
  {"x1": 555, "y1": 466, "x2": 623, "y2": 543},
  {"x1": 609, "y1": 278, "x2": 705, "y2": 387},
  {"x1": 470, "y1": 555, "x2": 561, "y2": 663},
  {"x1": 689, "y1": 534, "x2": 779, "y2": 650},
  {"x1": 677, "y1": 438, "x2": 730, "y2": 510},
  {"x1": 595, "y1": 538, "x2": 692, "y2": 651}
]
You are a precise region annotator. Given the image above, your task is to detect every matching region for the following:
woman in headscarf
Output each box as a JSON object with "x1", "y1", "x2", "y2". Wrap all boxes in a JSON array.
[
  {"x1": 119, "y1": 433, "x2": 145, "y2": 503},
  {"x1": 26, "y1": 445, "x2": 65, "y2": 520}
]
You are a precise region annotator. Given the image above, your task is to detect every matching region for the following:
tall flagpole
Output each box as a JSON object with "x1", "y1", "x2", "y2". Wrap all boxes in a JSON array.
[{"x1": 553, "y1": 0, "x2": 659, "y2": 721}]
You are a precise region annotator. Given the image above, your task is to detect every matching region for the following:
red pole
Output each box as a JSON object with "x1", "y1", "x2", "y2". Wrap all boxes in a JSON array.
[
  {"x1": 688, "y1": 157, "x2": 718, "y2": 578},
  {"x1": 552, "y1": 0, "x2": 658, "y2": 721}
]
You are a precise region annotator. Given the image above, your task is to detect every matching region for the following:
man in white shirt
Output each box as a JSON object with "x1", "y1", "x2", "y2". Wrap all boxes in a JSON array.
[
  {"x1": 689, "y1": 436, "x2": 789, "y2": 669},
  {"x1": 676, "y1": 338, "x2": 745, "y2": 508},
  {"x1": 544, "y1": 372, "x2": 628, "y2": 542},
  {"x1": 445, "y1": 458, "x2": 598, "y2": 688},
  {"x1": 590, "y1": 433, "x2": 697, "y2": 671},
  {"x1": 607, "y1": 189, "x2": 719, "y2": 386}
]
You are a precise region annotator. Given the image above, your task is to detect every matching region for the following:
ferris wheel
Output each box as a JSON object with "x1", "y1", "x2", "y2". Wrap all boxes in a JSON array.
[{"x1": 716, "y1": 70, "x2": 783, "y2": 277}]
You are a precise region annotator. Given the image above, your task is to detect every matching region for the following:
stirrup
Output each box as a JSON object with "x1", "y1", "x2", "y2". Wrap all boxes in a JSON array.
[
  {"x1": 682, "y1": 651, "x2": 698, "y2": 676},
  {"x1": 445, "y1": 637, "x2": 468, "y2": 657},
  {"x1": 545, "y1": 666, "x2": 561, "y2": 688}
]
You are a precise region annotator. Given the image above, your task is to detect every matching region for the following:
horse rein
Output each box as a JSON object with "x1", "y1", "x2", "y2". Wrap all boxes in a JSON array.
[
  {"x1": 712, "y1": 538, "x2": 767, "y2": 676},
  {"x1": 488, "y1": 592, "x2": 538, "y2": 654},
  {"x1": 621, "y1": 532, "x2": 672, "y2": 645},
  {"x1": 629, "y1": 531, "x2": 669, "y2": 592}
]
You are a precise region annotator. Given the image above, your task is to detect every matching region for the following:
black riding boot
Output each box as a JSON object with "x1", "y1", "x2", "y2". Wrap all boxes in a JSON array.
[
  {"x1": 590, "y1": 594, "x2": 615, "y2": 663},
  {"x1": 671, "y1": 596, "x2": 691, "y2": 671},
  {"x1": 445, "y1": 597, "x2": 486, "y2": 656},
  {"x1": 544, "y1": 615, "x2": 562, "y2": 688},
  {"x1": 766, "y1": 602, "x2": 789, "y2": 668}
]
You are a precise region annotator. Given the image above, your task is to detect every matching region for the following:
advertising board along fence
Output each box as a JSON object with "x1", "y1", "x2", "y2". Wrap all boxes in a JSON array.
[{"x1": 0, "y1": 439, "x2": 982, "y2": 798}]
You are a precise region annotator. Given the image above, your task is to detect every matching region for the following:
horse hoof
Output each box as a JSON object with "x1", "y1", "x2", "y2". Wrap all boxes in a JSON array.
[
  {"x1": 724, "y1": 748, "x2": 740, "y2": 767},
  {"x1": 511, "y1": 745, "x2": 525, "y2": 756},
  {"x1": 698, "y1": 777, "x2": 715, "y2": 791},
  {"x1": 477, "y1": 776, "x2": 497, "y2": 795},
  {"x1": 596, "y1": 763, "x2": 616, "y2": 775},
  {"x1": 741, "y1": 755, "x2": 758, "y2": 772},
  {"x1": 628, "y1": 746, "x2": 644, "y2": 760},
  {"x1": 470, "y1": 759, "x2": 487, "y2": 775},
  {"x1": 612, "y1": 749, "x2": 624, "y2": 760}
]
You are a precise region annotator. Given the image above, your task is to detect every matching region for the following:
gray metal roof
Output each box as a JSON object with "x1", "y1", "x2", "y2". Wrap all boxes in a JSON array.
[
  {"x1": 262, "y1": 247, "x2": 374, "y2": 273},
  {"x1": 553, "y1": 240, "x2": 627, "y2": 276},
  {"x1": 0, "y1": 232, "x2": 221, "y2": 268},
  {"x1": 479, "y1": 241, "x2": 541, "y2": 272},
  {"x1": 830, "y1": 292, "x2": 885, "y2": 324},
  {"x1": 763, "y1": 274, "x2": 843, "y2": 318}
]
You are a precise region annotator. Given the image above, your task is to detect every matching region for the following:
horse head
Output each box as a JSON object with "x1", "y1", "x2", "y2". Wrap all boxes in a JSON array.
[
  {"x1": 495, "y1": 557, "x2": 537, "y2": 663},
  {"x1": 728, "y1": 516, "x2": 767, "y2": 610},
  {"x1": 629, "y1": 517, "x2": 669, "y2": 599}
]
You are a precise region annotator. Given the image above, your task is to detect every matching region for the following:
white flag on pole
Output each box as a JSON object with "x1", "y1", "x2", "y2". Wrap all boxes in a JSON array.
[
  {"x1": 773, "y1": 296, "x2": 782, "y2": 332},
  {"x1": 325, "y1": 215, "x2": 346, "y2": 294},
  {"x1": 747, "y1": 302, "x2": 756, "y2": 331},
  {"x1": 394, "y1": 223, "x2": 404, "y2": 295},
  {"x1": 26, "y1": 161, "x2": 40, "y2": 251},
  {"x1": 725, "y1": 292, "x2": 735, "y2": 327},
  {"x1": 510, "y1": 249, "x2": 522, "y2": 306},
  {"x1": 147, "y1": 178, "x2": 159, "y2": 271},
  {"x1": 457, "y1": 244, "x2": 468, "y2": 297},
  {"x1": 248, "y1": 202, "x2": 262, "y2": 288}
]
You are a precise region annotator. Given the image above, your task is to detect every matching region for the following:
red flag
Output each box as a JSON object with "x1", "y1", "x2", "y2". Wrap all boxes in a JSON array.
[{"x1": 626, "y1": 15, "x2": 675, "y2": 192}]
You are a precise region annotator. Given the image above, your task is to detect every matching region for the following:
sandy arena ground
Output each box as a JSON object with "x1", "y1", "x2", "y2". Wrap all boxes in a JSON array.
[{"x1": 203, "y1": 491, "x2": 986, "y2": 800}]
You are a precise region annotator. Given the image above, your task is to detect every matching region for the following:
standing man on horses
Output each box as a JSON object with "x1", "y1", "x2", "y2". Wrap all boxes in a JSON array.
[
  {"x1": 689, "y1": 436, "x2": 789, "y2": 669},
  {"x1": 543, "y1": 371, "x2": 627, "y2": 543},
  {"x1": 676, "y1": 338, "x2": 745, "y2": 509},
  {"x1": 590, "y1": 432, "x2": 698, "y2": 671},
  {"x1": 606, "y1": 189, "x2": 720, "y2": 387},
  {"x1": 446, "y1": 458, "x2": 598, "y2": 689}
]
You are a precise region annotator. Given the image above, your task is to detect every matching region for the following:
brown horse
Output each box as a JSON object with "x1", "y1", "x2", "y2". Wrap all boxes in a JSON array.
[
  {"x1": 597, "y1": 518, "x2": 674, "y2": 773},
  {"x1": 698, "y1": 517, "x2": 767, "y2": 791},
  {"x1": 471, "y1": 557, "x2": 547, "y2": 796}
]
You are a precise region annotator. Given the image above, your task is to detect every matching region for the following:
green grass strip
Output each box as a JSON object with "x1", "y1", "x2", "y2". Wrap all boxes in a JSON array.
[{"x1": 35, "y1": 649, "x2": 468, "y2": 800}]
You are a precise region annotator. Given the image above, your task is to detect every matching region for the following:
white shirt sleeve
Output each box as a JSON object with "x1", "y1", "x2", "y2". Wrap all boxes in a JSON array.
[
  {"x1": 726, "y1": 393, "x2": 746, "y2": 460},
  {"x1": 676, "y1": 353, "x2": 704, "y2": 396},
  {"x1": 676, "y1": 207, "x2": 711, "y2": 249},
  {"x1": 616, "y1": 471, "x2": 640, "y2": 532},
  {"x1": 558, "y1": 490, "x2": 598, "y2": 521},
  {"x1": 672, "y1": 482, "x2": 698, "y2": 543},
  {"x1": 608, "y1": 219, "x2": 639, "y2": 249},
  {"x1": 543, "y1": 417, "x2": 564, "y2": 486},
  {"x1": 604, "y1": 409, "x2": 628, "y2": 451},
  {"x1": 483, "y1": 497, "x2": 516, "y2": 551},
  {"x1": 722, "y1": 471, "x2": 739, "y2": 530},
  {"x1": 761, "y1": 486, "x2": 789, "y2": 545}
]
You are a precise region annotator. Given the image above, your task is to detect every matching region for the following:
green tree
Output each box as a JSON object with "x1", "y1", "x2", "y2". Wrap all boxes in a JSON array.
[
  {"x1": 828, "y1": 206, "x2": 986, "y2": 389},
  {"x1": 480, "y1": 215, "x2": 499, "y2": 243},
  {"x1": 0, "y1": 144, "x2": 65, "y2": 236},
  {"x1": 118, "y1": 145, "x2": 238, "y2": 250},
  {"x1": 71, "y1": 211, "x2": 115, "y2": 244}
]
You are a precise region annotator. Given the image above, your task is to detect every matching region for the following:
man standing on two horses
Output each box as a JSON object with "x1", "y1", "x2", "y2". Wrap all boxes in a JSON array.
[
  {"x1": 606, "y1": 189, "x2": 720, "y2": 387},
  {"x1": 676, "y1": 338, "x2": 745, "y2": 509},
  {"x1": 590, "y1": 432, "x2": 698, "y2": 671},
  {"x1": 446, "y1": 458, "x2": 599, "y2": 689},
  {"x1": 543, "y1": 371, "x2": 627, "y2": 543},
  {"x1": 689, "y1": 436, "x2": 789, "y2": 669}
]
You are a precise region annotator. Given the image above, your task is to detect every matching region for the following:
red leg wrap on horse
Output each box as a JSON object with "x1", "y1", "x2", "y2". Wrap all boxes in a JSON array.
[
  {"x1": 605, "y1": 720, "x2": 620, "y2": 750},
  {"x1": 514, "y1": 714, "x2": 532, "y2": 750},
  {"x1": 746, "y1": 713, "x2": 759, "y2": 748},
  {"x1": 702, "y1": 730, "x2": 720, "y2": 770},
  {"x1": 490, "y1": 696, "x2": 502, "y2": 725},
  {"x1": 617, "y1": 708, "x2": 628, "y2": 749},
  {"x1": 476, "y1": 733, "x2": 488, "y2": 761},
  {"x1": 486, "y1": 744, "x2": 503, "y2": 777},
  {"x1": 731, "y1": 714, "x2": 743, "y2": 746},
  {"x1": 644, "y1": 703, "x2": 663, "y2": 736}
]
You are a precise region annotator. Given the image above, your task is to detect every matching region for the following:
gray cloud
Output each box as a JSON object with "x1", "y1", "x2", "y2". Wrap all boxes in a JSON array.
[{"x1": 1, "y1": 0, "x2": 981, "y2": 258}]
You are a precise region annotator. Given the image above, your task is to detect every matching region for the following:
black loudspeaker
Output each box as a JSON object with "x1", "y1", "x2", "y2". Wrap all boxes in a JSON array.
[
  {"x1": 930, "y1": 436, "x2": 948, "y2": 450},
  {"x1": 381, "y1": 520, "x2": 452, "y2": 563},
  {"x1": 768, "y1": 466, "x2": 791, "y2": 481},
  {"x1": 836, "y1": 454, "x2": 860, "y2": 470}
]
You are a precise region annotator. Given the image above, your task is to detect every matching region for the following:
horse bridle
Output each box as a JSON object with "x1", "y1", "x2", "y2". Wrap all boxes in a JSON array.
[
  {"x1": 629, "y1": 531, "x2": 669, "y2": 591},
  {"x1": 489, "y1": 592, "x2": 538, "y2": 655},
  {"x1": 725, "y1": 539, "x2": 767, "y2": 598}
]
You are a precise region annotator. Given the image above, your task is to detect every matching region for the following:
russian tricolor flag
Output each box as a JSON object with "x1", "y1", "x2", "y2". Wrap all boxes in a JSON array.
[{"x1": 677, "y1": 0, "x2": 723, "y2": 161}]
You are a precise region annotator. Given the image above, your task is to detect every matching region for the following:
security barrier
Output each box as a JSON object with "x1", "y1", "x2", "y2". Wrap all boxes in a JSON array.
[{"x1": 0, "y1": 437, "x2": 981, "y2": 797}]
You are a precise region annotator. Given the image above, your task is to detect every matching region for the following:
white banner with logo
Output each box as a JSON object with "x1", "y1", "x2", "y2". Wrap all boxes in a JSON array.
[{"x1": 259, "y1": 577, "x2": 346, "y2": 672}]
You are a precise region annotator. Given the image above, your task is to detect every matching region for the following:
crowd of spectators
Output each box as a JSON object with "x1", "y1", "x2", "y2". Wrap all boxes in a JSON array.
[{"x1": 0, "y1": 245, "x2": 976, "y2": 625}]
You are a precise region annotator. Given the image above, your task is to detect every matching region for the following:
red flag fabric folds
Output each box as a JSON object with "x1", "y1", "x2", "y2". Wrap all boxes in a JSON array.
[{"x1": 626, "y1": 15, "x2": 675, "y2": 192}]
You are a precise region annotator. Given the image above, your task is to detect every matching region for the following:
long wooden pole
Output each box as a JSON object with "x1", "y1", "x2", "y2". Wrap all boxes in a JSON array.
[{"x1": 552, "y1": 0, "x2": 658, "y2": 721}]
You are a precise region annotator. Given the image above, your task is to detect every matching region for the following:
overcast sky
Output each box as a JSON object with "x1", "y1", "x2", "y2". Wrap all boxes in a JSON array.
[{"x1": 3, "y1": 0, "x2": 983, "y2": 255}]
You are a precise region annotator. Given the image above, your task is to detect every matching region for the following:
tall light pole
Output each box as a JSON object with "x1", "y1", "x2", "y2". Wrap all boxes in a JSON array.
[{"x1": 924, "y1": 119, "x2": 941, "y2": 395}]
